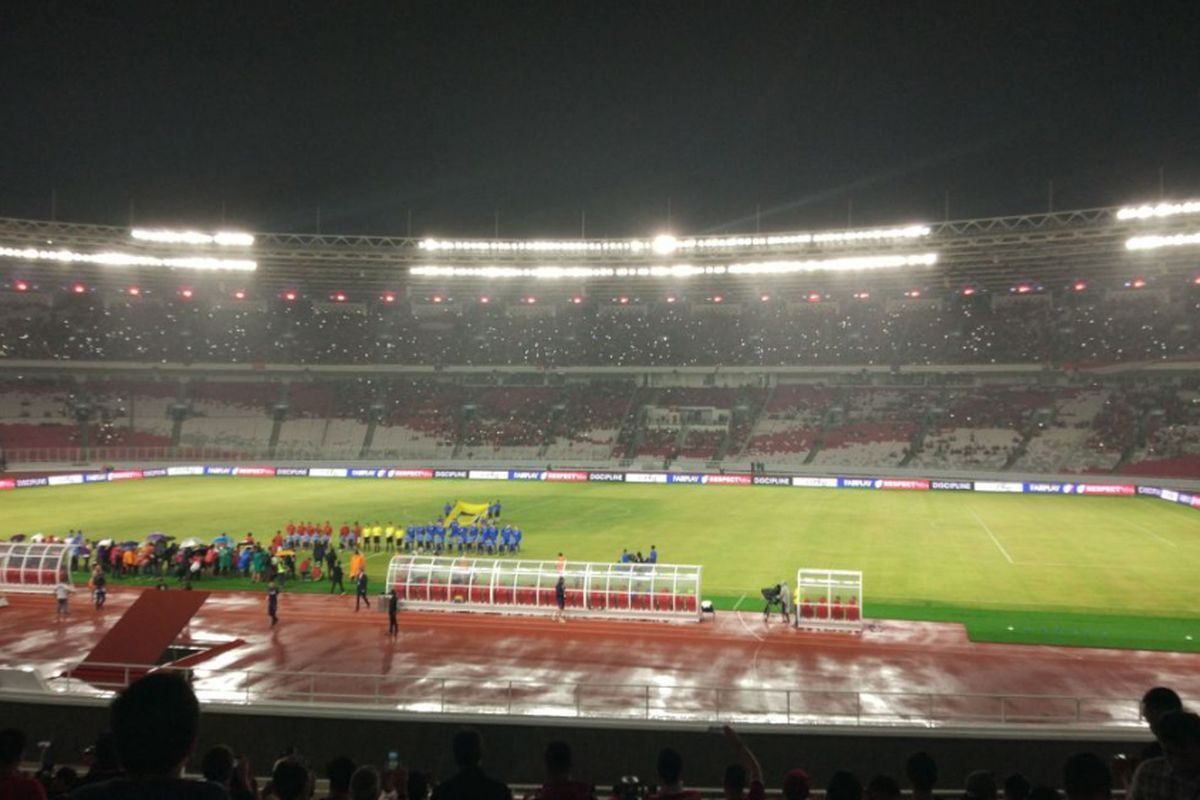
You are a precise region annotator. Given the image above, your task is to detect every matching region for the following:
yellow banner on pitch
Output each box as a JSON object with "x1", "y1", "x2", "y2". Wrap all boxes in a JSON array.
[{"x1": 445, "y1": 500, "x2": 490, "y2": 525}]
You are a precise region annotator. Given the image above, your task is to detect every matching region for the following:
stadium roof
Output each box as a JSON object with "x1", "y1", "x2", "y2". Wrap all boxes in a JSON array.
[{"x1": 1, "y1": 200, "x2": 1198, "y2": 299}]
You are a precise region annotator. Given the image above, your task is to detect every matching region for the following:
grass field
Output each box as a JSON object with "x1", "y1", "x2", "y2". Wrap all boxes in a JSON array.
[{"x1": 3, "y1": 477, "x2": 1199, "y2": 651}]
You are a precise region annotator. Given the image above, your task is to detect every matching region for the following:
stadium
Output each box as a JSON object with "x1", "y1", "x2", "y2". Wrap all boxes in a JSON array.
[
  {"x1": 3, "y1": 5, "x2": 1200, "y2": 800},
  {"x1": 2, "y1": 196, "x2": 1199, "y2": 793}
]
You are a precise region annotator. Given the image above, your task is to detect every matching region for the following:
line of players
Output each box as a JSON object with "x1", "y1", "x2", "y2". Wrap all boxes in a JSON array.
[{"x1": 281, "y1": 518, "x2": 523, "y2": 554}]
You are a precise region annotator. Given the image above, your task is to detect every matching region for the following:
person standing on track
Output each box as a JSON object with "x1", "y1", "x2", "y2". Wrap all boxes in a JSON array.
[
  {"x1": 267, "y1": 580, "x2": 279, "y2": 627},
  {"x1": 329, "y1": 560, "x2": 345, "y2": 595},
  {"x1": 355, "y1": 570, "x2": 371, "y2": 611},
  {"x1": 387, "y1": 588, "x2": 399, "y2": 637},
  {"x1": 54, "y1": 578, "x2": 75, "y2": 620},
  {"x1": 91, "y1": 564, "x2": 107, "y2": 610},
  {"x1": 553, "y1": 575, "x2": 566, "y2": 623}
]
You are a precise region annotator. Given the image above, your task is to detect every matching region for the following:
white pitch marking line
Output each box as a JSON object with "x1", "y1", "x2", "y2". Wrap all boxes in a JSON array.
[
  {"x1": 1130, "y1": 521, "x2": 1178, "y2": 548},
  {"x1": 969, "y1": 508, "x2": 1015, "y2": 564},
  {"x1": 735, "y1": 610, "x2": 765, "y2": 642}
]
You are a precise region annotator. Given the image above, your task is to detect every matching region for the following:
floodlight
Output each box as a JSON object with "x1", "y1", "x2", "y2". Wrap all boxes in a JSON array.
[
  {"x1": 0, "y1": 244, "x2": 256, "y2": 271},
  {"x1": 1126, "y1": 232, "x2": 1200, "y2": 251},
  {"x1": 1116, "y1": 200, "x2": 1200, "y2": 221},
  {"x1": 131, "y1": 228, "x2": 255, "y2": 246}
]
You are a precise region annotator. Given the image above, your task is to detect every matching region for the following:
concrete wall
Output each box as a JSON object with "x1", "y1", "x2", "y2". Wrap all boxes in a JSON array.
[{"x1": 0, "y1": 698, "x2": 1151, "y2": 791}]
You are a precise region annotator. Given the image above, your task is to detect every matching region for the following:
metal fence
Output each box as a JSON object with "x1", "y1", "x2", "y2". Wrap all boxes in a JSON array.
[{"x1": 42, "y1": 661, "x2": 1143, "y2": 730}]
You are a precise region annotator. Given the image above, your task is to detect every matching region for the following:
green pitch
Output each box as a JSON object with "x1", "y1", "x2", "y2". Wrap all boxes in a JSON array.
[{"x1": 4, "y1": 477, "x2": 1199, "y2": 652}]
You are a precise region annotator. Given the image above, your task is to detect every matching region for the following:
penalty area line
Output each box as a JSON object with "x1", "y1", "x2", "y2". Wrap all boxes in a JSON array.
[
  {"x1": 732, "y1": 593, "x2": 746, "y2": 611},
  {"x1": 969, "y1": 508, "x2": 1015, "y2": 564}
]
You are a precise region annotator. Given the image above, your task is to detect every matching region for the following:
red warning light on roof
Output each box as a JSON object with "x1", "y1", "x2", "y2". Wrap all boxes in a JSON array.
[
  {"x1": 14, "y1": 280, "x2": 29, "y2": 292},
  {"x1": 526, "y1": 296, "x2": 537, "y2": 304},
  {"x1": 127, "y1": 286, "x2": 141, "y2": 297},
  {"x1": 618, "y1": 296, "x2": 629, "y2": 304},
  {"x1": 1071, "y1": 281, "x2": 1087, "y2": 292},
  {"x1": 332, "y1": 292, "x2": 347, "y2": 302},
  {"x1": 760, "y1": 294, "x2": 770, "y2": 302},
  {"x1": 283, "y1": 291, "x2": 297, "y2": 302},
  {"x1": 904, "y1": 289, "x2": 922, "y2": 298},
  {"x1": 179, "y1": 287, "x2": 194, "y2": 299},
  {"x1": 712, "y1": 295, "x2": 723, "y2": 303},
  {"x1": 479, "y1": 296, "x2": 490, "y2": 304},
  {"x1": 853, "y1": 291, "x2": 871, "y2": 300},
  {"x1": 381, "y1": 292, "x2": 396, "y2": 304},
  {"x1": 72, "y1": 283, "x2": 86, "y2": 294},
  {"x1": 233, "y1": 290, "x2": 246, "y2": 300},
  {"x1": 570, "y1": 296, "x2": 583, "y2": 305},
  {"x1": 806, "y1": 292, "x2": 823, "y2": 303}
]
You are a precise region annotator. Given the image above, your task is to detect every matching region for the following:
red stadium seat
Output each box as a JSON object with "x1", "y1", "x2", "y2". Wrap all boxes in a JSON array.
[
  {"x1": 589, "y1": 591, "x2": 606, "y2": 609},
  {"x1": 684, "y1": 595, "x2": 697, "y2": 612}
]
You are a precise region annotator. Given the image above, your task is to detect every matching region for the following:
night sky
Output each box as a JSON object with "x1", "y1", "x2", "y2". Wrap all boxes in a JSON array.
[{"x1": 2, "y1": 1, "x2": 1198, "y2": 237}]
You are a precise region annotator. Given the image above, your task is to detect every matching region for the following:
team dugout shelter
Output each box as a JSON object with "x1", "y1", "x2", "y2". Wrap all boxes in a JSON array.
[
  {"x1": 386, "y1": 555, "x2": 703, "y2": 622},
  {"x1": 0, "y1": 541, "x2": 72, "y2": 593}
]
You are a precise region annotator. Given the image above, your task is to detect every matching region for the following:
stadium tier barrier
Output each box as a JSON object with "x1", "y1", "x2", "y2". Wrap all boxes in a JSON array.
[
  {"x1": 385, "y1": 555, "x2": 703, "y2": 622},
  {"x1": 2, "y1": 464, "x2": 1198, "y2": 513},
  {"x1": 0, "y1": 542, "x2": 72, "y2": 593}
]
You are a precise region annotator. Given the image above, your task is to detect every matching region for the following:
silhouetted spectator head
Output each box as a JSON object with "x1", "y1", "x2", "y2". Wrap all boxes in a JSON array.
[
  {"x1": 867, "y1": 774, "x2": 902, "y2": 800},
  {"x1": 1004, "y1": 773, "x2": 1032, "y2": 800},
  {"x1": 51, "y1": 766, "x2": 79, "y2": 796},
  {"x1": 453, "y1": 730, "x2": 483, "y2": 770},
  {"x1": 0, "y1": 728, "x2": 25, "y2": 767},
  {"x1": 782, "y1": 769, "x2": 811, "y2": 800},
  {"x1": 1142, "y1": 687, "x2": 1184, "y2": 732},
  {"x1": 110, "y1": 672, "x2": 199, "y2": 777},
  {"x1": 327, "y1": 756, "x2": 356, "y2": 794},
  {"x1": 201, "y1": 745, "x2": 236, "y2": 786},
  {"x1": 723, "y1": 763, "x2": 747, "y2": 797},
  {"x1": 545, "y1": 740, "x2": 573, "y2": 778},
  {"x1": 273, "y1": 758, "x2": 311, "y2": 800},
  {"x1": 906, "y1": 752, "x2": 938, "y2": 794},
  {"x1": 1062, "y1": 753, "x2": 1111, "y2": 800},
  {"x1": 965, "y1": 771, "x2": 998, "y2": 800},
  {"x1": 657, "y1": 748, "x2": 684, "y2": 787},
  {"x1": 407, "y1": 769, "x2": 431, "y2": 800},
  {"x1": 827, "y1": 771, "x2": 864, "y2": 800},
  {"x1": 1157, "y1": 711, "x2": 1200, "y2": 777},
  {"x1": 350, "y1": 766, "x2": 380, "y2": 800}
]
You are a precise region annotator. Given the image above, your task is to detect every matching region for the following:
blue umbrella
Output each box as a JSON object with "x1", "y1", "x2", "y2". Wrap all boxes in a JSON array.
[{"x1": 212, "y1": 534, "x2": 231, "y2": 545}]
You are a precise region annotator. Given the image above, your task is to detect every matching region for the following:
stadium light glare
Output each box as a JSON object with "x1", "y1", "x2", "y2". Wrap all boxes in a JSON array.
[
  {"x1": 712, "y1": 295, "x2": 724, "y2": 303},
  {"x1": 806, "y1": 292, "x2": 823, "y2": 303},
  {"x1": 1125, "y1": 278, "x2": 1147, "y2": 289},
  {"x1": 760, "y1": 293, "x2": 770, "y2": 302},
  {"x1": 283, "y1": 291, "x2": 297, "y2": 301},
  {"x1": 233, "y1": 289, "x2": 247, "y2": 300},
  {"x1": 479, "y1": 296, "x2": 490, "y2": 304},
  {"x1": 570, "y1": 296, "x2": 583, "y2": 305},
  {"x1": 852, "y1": 291, "x2": 871, "y2": 300},
  {"x1": 1126, "y1": 232, "x2": 1200, "y2": 250},
  {"x1": 72, "y1": 283, "x2": 86, "y2": 294},
  {"x1": 431, "y1": 294, "x2": 443, "y2": 303},
  {"x1": 1116, "y1": 200, "x2": 1200, "y2": 221},
  {"x1": 1071, "y1": 281, "x2": 1088, "y2": 292},
  {"x1": 381, "y1": 292, "x2": 396, "y2": 304},
  {"x1": 131, "y1": 228, "x2": 255, "y2": 246},
  {"x1": 411, "y1": 252, "x2": 936, "y2": 280},
  {"x1": 332, "y1": 292, "x2": 347, "y2": 302},
  {"x1": 665, "y1": 295, "x2": 677, "y2": 304},
  {"x1": 179, "y1": 287, "x2": 194, "y2": 299},
  {"x1": 652, "y1": 234, "x2": 678, "y2": 255},
  {"x1": 0, "y1": 244, "x2": 257, "y2": 271},
  {"x1": 127, "y1": 286, "x2": 141, "y2": 296},
  {"x1": 14, "y1": 280, "x2": 29, "y2": 292}
]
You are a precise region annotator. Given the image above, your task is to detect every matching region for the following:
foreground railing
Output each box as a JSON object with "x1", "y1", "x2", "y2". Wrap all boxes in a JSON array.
[{"x1": 35, "y1": 661, "x2": 1143, "y2": 730}]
